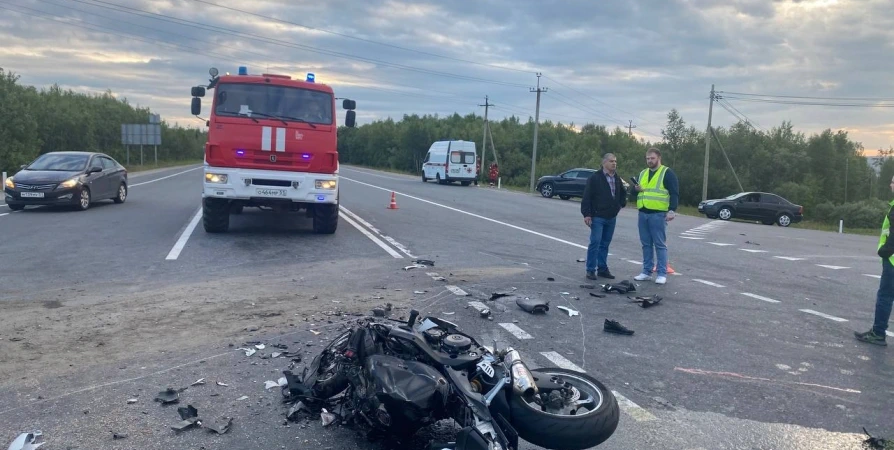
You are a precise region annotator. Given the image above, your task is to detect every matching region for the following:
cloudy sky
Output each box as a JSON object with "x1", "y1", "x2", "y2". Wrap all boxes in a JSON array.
[{"x1": 2, "y1": 0, "x2": 893, "y2": 152}]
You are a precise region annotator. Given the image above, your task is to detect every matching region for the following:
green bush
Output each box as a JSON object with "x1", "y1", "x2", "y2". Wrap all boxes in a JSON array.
[{"x1": 811, "y1": 200, "x2": 887, "y2": 229}]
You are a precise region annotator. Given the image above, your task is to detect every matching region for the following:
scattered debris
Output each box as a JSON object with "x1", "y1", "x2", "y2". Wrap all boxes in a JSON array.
[
  {"x1": 237, "y1": 396, "x2": 249, "y2": 401},
  {"x1": 216, "y1": 381, "x2": 229, "y2": 387},
  {"x1": 403, "y1": 264, "x2": 428, "y2": 271},
  {"x1": 6, "y1": 431, "x2": 43, "y2": 450},
  {"x1": 255, "y1": 344, "x2": 266, "y2": 350},
  {"x1": 154, "y1": 388, "x2": 180, "y2": 405},
  {"x1": 126, "y1": 398, "x2": 138, "y2": 404},
  {"x1": 604, "y1": 319, "x2": 634, "y2": 336},
  {"x1": 479, "y1": 308, "x2": 491, "y2": 319},
  {"x1": 547, "y1": 277, "x2": 555, "y2": 281},
  {"x1": 557, "y1": 306, "x2": 580, "y2": 317},
  {"x1": 516, "y1": 297, "x2": 549, "y2": 314},
  {"x1": 172, "y1": 405, "x2": 200, "y2": 432},
  {"x1": 580, "y1": 284, "x2": 596, "y2": 289},
  {"x1": 745, "y1": 240, "x2": 760, "y2": 246},
  {"x1": 413, "y1": 290, "x2": 427, "y2": 295},
  {"x1": 863, "y1": 427, "x2": 892, "y2": 450},
  {"x1": 205, "y1": 416, "x2": 233, "y2": 434},
  {"x1": 191, "y1": 378, "x2": 206, "y2": 386},
  {"x1": 413, "y1": 259, "x2": 435, "y2": 266},
  {"x1": 320, "y1": 409, "x2": 336, "y2": 427},
  {"x1": 237, "y1": 348, "x2": 256, "y2": 357},
  {"x1": 490, "y1": 291, "x2": 513, "y2": 300},
  {"x1": 629, "y1": 295, "x2": 663, "y2": 308},
  {"x1": 432, "y1": 276, "x2": 447, "y2": 282},
  {"x1": 602, "y1": 280, "x2": 637, "y2": 294},
  {"x1": 589, "y1": 292, "x2": 606, "y2": 298},
  {"x1": 577, "y1": 258, "x2": 586, "y2": 263},
  {"x1": 287, "y1": 401, "x2": 307, "y2": 420},
  {"x1": 372, "y1": 308, "x2": 386, "y2": 317},
  {"x1": 112, "y1": 432, "x2": 128, "y2": 440},
  {"x1": 560, "y1": 291, "x2": 571, "y2": 295}
]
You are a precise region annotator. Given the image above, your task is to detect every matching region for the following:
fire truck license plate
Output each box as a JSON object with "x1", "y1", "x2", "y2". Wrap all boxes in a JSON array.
[{"x1": 256, "y1": 188, "x2": 287, "y2": 197}]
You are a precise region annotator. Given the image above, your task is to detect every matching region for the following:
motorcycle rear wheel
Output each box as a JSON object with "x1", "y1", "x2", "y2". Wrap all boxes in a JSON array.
[{"x1": 510, "y1": 367, "x2": 620, "y2": 450}]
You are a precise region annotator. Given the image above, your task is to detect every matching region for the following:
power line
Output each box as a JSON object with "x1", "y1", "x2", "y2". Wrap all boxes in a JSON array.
[
  {"x1": 717, "y1": 91, "x2": 894, "y2": 102},
  {"x1": 59, "y1": 0, "x2": 530, "y2": 88},
  {"x1": 189, "y1": 0, "x2": 537, "y2": 76},
  {"x1": 542, "y1": 74, "x2": 662, "y2": 127},
  {"x1": 719, "y1": 96, "x2": 894, "y2": 108}
]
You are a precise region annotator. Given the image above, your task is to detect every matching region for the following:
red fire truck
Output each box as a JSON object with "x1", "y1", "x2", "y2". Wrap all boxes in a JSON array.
[{"x1": 190, "y1": 66, "x2": 356, "y2": 234}]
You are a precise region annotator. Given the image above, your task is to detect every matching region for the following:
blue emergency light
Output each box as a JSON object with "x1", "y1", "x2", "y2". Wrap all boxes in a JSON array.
[
  {"x1": 238, "y1": 66, "x2": 248, "y2": 75},
  {"x1": 306, "y1": 72, "x2": 315, "y2": 83}
]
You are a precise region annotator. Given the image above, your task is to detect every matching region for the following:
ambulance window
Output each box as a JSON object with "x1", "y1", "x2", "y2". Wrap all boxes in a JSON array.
[
  {"x1": 462, "y1": 152, "x2": 475, "y2": 164},
  {"x1": 423, "y1": 153, "x2": 430, "y2": 163},
  {"x1": 450, "y1": 152, "x2": 463, "y2": 163}
]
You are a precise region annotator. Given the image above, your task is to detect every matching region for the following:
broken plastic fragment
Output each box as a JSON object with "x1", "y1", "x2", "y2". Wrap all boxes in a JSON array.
[
  {"x1": 154, "y1": 388, "x2": 179, "y2": 404},
  {"x1": 126, "y1": 398, "x2": 138, "y2": 404},
  {"x1": 216, "y1": 381, "x2": 228, "y2": 387},
  {"x1": 310, "y1": 330, "x2": 321, "y2": 335},
  {"x1": 403, "y1": 264, "x2": 427, "y2": 270},
  {"x1": 255, "y1": 344, "x2": 266, "y2": 350},
  {"x1": 557, "y1": 306, "x2": 579, "y2": 317},
  {"x1": 414, "y1": 259, "x2": 435, "y2": 266},
  {"x1": 264, "y1": 380, "x2": 280, "y2": 390},
  {"x1": 237, "y1": 396, "x2": 249, "y2": 401},
  {"x1": 271, "y1": 352, "x2": 282, "y2": 358},
  {"x1": 287, "y1": 401, "x2": 307, "y2": 420},
  {"x1": 516, "y1": 297, "x2": 549, "y2": 314},
  {"x1": 191, "y1": 378, "x2": 205, "y2": 386},
  {"x1": 320, "y1": 409, "x2": 336, "y2": 427},
  {"x1": 236, "y1": 348, "x2": 256, "y2": 357},
  {"x1": 205, "y1": 416, "x2": 233, "y2": 434},
  {"x1": 6, "y1": 431, "x2": 43, "y2": 450}
]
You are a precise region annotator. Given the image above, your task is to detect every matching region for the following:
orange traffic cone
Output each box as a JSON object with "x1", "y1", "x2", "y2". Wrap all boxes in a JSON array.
[
  {"x1": 387, "y1": 192, "x2": 399, "y2": 209},
  {"x1": 652, "y1": 263, "x2": 676, "y2": 274}
]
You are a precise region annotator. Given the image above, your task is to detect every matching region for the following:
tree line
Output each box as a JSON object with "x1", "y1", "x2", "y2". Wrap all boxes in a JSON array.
[
  {"x1": 338, "y1": 108, "x2": 894, "y2": 228},
  {"x1": 0, "y1": 68, "x2": 205, "y2": 176}
]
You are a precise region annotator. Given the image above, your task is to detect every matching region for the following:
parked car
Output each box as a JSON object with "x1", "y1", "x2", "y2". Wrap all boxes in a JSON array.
[
  {"x1": 536, "y1": 168, "x2": 598, "y2": 199},
  {"x1": 4, "y1": 151, "x2": 128, "y2": 211},
  {"x1": 698, "y1": 191, "x2": 803, "y2": 226}
]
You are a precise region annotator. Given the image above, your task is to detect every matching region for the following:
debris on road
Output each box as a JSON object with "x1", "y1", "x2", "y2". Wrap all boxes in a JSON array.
[
  {"x1": 580, "y1": 284, "x2": 596, "y2": 289},
  {"x1": 629, "y1": 295, "x2": 663, "y2": 308},
  {"x1": 320, "y1": 408, "x2": 337, "y2": 427},
  {"x1": 577, "y1": 258, "x2": 586, "y2": 262},
  {"x1": 154, "y1": 388, "x2": 180, "y2": 404},
  {"x1": 589, "y1": 292, "x2": 606, "y2": 298},
  {"x1": 112, "y1": 432, "x2": 128, "y2": 440},
  {"x1": 191, "y1": 378, "x2": 205, "y2": 386},
  {"x1": 516, "y1": 297, "x2": 549, "y2": 314},
  {"x1": 205, "y1": 416, "x2": 233, "y2": 434},
  {"x1": 171, "y1": 405, "x2": 200, "y2": 432},
  {"x1": 403, "y1": 264, "x2": 428, "y2": 271},
  {"x1": 862, "y1": 427, "x2": 892, "y2": 450},
  {"x1": 557, "y1": 306, "x2": 579, "y2": 317},
  {"x1": 126, "y1": 398, "x2": 138, "y2": 404},
  {"x1": 6, "y1": 431, "x2": 43, "y2": 450},
  {"x1": 602, "y1": 280, "x2": 637, "y2": 294},
  {"x1": 604, "y1": 319, "x2": 634, "y2": 336},
  {"x1": 413, "y1": 259, "x2": 435, "y2": 266}
]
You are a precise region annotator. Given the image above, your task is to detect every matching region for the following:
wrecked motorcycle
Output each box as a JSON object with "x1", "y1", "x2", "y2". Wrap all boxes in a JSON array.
[{"x1": 283, "y1": 309, "x2": 619, "y2": 450}]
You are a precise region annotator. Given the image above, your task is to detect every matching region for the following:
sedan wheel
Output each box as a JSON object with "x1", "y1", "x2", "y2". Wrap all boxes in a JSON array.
[
  {"x1": 718, "y1": 207, "x2": 732, "y2": 220},
  {"x1": 113, "y1": 183, "x2": 127, "y2": 204},
  {"x1": 540, "y1": 182, "x2": 554, "y2": 198},
  {"x1": 777, "y1": 213, "x2": 792, "y2": 227},
  {"x1": 77, "y1": 188, "x2": 91, "y2": 211}
]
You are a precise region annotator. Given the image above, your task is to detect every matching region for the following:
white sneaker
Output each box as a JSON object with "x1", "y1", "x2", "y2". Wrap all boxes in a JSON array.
[
  {"x1": 655, "y1": 276, "x2": 667, "y2": 285},
  {"x1": 634, "y1": 273, "x2": 651, "y2": 281}
]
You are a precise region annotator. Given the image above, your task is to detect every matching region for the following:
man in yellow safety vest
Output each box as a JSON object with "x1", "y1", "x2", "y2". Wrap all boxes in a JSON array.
[
  {"x1": 632, "y1": 147, "x2": 679, "y2": 285},
  {"x1": 855, "y1": 175, "x2": 894, "y2": 346}
]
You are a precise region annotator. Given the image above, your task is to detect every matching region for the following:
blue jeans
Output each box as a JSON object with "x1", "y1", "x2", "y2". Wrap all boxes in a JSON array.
[
  {"x1": 638, "y1": 211, "x2": 668, "y2": 276},
  {"x1": 586, "y1": 216, "x2": 617, "y2": 273},
  {"x1": 873, "y1": 259, "x2": 894, "y2": 335}
]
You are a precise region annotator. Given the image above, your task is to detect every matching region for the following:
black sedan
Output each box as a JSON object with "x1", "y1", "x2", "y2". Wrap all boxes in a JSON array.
[
  {"x1": 698, "y1": 192, "x2": 803, "y2": 227},
  {"x1": 4, "y1": 151, "x2": 128, "y2": 211},
  {"x1": 536, "y1": 168, "x2": 598, "y2": 199}
]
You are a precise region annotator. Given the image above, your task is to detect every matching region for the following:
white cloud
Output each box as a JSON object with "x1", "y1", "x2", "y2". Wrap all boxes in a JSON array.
[{"x1": 1, "y1": 0, "x2": 893, "y2": 149}]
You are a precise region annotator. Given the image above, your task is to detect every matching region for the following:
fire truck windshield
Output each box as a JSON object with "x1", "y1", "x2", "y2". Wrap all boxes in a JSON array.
[{"x1": 213, "y1": 82, "x2": 333, "y2": 125}]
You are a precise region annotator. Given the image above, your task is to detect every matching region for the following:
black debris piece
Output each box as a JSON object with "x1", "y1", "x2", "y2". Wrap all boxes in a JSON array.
[
  {"x1": 178, "y1": 405, "x2": 198, "y2": 420},
  {"x1": 577, "y1": 258, "x2": 586, "y2": 263},
  {"x1": 112, "y1": 432, "x2": 128, "y2": 440},
  {"x1": 589, "y1": 292, "x2": 606, "y2": 298},
  {"x1": 171, "y1": 405, "x2": 200, "y2": 432},
  {"x1": 516, "y1": 297, "x2": 549, "y2": 314},
  {"x1": 154, "y1": 388, "x2": 179, "y2": 404},
  {"x1": 413, "y1": 259, "x2": 435, "y2": 266},
  {"x1": 629, "y1": 295, "x2": 663, "y2": 308},
  {"x1": 604, "y1": 319, "x2": 634, "y2": 335},
  {"x1": 372, "y1": 308, "x2": 386, "y2": 317},
  {"x1": 479, "y1": 308, "x2": 491, "y2": 318},
  {"x1": 602, "y1": 280, "x2": 637, "y2": 294},
  {"x1": 862, "y1": 427, "x2": 892, "y2": 450},
  {"x1": 547, "y1": 277, "x2": 555, "y2": 282},
  {"x1": 205, "y1": 416, "x2": 233, "y2": 434},
  {"x1": 579, "y1": 284, "x2": 596, "y2": 290},
  {"x1": 490, "y1": 292, "x2": 513, "y2": 301}
]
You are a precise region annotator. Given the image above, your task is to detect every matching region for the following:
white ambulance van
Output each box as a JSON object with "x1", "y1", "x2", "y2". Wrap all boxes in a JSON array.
[{"x1": 421, "y1": 140, "x2": 477, "y2": 185}]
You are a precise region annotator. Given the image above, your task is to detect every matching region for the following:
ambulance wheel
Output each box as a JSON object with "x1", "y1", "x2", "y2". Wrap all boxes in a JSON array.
[
  {"x1": 422, "y1": 173, "x2": 427, "y2": 182},
  {"x1": 313, "y1": 204, "x2": 338, "y2": 234},
  {"x1": 203, "y1": 198, "x2": 230, "y2": 233}
]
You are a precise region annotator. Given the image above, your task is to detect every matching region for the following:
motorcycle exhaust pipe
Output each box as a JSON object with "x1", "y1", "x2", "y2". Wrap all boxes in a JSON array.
[{"x1": 505, "y1": 348, "x2": 538, "y2": 397}]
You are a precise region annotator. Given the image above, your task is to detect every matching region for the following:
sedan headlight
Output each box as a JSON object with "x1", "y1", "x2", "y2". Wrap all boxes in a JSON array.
[
  {"x1": 60, "y1": 177, "x2": 80, "y2": 189},
  {"x1": 4, "y1": 176, "x2": 13, "y2": 189},
  {"x1": 205, "y1": 173, "x2": 228, "y2": 184},
  {"x1": 315, "y1": 180, "x2": 337, "y2": 189}
]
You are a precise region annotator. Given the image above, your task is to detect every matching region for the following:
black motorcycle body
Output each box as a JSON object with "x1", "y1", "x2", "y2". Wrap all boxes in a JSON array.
[{"x1": 283, "y1": 310, "x2": 620, "y2": 450}]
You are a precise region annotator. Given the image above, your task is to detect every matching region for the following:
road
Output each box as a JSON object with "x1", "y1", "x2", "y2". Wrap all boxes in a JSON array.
[{"x1": 0, "y1": 163, "x2": 889, "y2": 449}]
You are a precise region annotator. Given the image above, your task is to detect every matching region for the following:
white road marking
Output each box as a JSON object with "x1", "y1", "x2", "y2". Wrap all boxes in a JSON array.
[
  {"x1": 864, "y1": 274, "x2": 881, "y2": 279},
  {"x1": 741, "y1": 292, "x2": 781, "y2": 304},
  {"x1": 446, "y1": 285, "x2": 468, "y2": 296},
  {"x1": 775, "y1": 256, "x2": 806, "y2": 261},
  {"x1": 499, "y1": 323, "x2": 533, "y2": 340},
  {"x1": 341, "y1": 176, "x2": 588, "y2": 249},
  {"x1": 0, "y1": 212, "x2": 8, "y2": 217},
  {"x1": 0, "y1": 204, "x2": 7, "y2": 208},
  {"x1": 887, "y1": 331, "x2": 894, "y2": 338},
  {"x1": 626, "y1": 259, "x2": 643, "y2": 265},
  {"x1": 692, "y1": 279, "x2": 725, "y2": 288},
  {"x1": 342, "y1": 166, "x2": 411, "y2": 181},
  {"x1": 540, "y1": 351, "x2": 657, "y2": 422},
  {"x1": 341, "y1": 213, "x2": 403, "y2": 259},
  {"x1": 816, "y1": 264, "x2": 850, "y2": 270},
  {"x1": 680, "y1": 236, "x2": 704, "y2": 240},
  {"x1": 709, "y1": 242, "x2": 735, "y2": 246},
  {"x1": 800, "y1": 309, "x2": 848, "y2": 322},
  {"x1": 739, "y1": 249, "x2": 768, "y2": 253},
  {"x1": 340, "y1": 206, "x2": 416, "y2": 258},
  {"x1": 165, "y1": 207, "x2": 202, "y2": 260},
  {"x1": 468, "y1": 301, "x2": 490, "y2": 312},
  {"x1": 130, "y1": 166, "x2": 202, "y2": 187}
]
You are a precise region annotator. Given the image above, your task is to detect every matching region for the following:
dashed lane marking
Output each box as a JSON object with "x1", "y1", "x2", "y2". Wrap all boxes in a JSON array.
[
  {"x1": 165, "y1": 207, "x2": 202, "y2": 260},
  {"x1": 864, "y1": 274, "x2": 881, "y2": 279},
  {"x1": 709, "y1": 242, "x2": 735, "y2": 246},
  {"x1": 340, "y1": 206, "x2": 416, "y2": 258},
  {"x1": 739, "y1": 249, "x2": 768, "y2": 253},
  {"x1": 692, "y1": 279, "x2": 725, "y2": 288},
  {"x1": 498, "y1": 323, "x2": 533, "y2": 340},
  {"x1": 816, "y1": 264, "x2": 850, "y2": 270},
  {"x1": 800, "y1": 309, "x2": 848, "y2": 322},
  {"x1": 741, "y1": 292, "x2": 781, "y2": 304},
  {"x1": 341, "y1": 213, "x2": 403, "y2": 259},
  {"x1": 775, "y1": 256, "x2": 806, "y2": 261},
  {"x1": 680, "y1": 236, "x2": 704, "y2": 240},
  {"x1": 540, "y1": 351, "x2": 657, "y2": 422}
]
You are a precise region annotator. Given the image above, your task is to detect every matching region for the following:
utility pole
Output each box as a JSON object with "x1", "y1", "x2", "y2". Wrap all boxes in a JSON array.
[
  {"x1": 529, "y1": 73, "x2": 548, "y2": 192},
  {"x1": 479, "y1": 96, "x2": 494, "y2": 182},
  {"x1": 702, "y1": 84, "x2": 715, "y2": 202},
  {"x1": 626, "y1": 120, "x2": 637, "y2": 137}
]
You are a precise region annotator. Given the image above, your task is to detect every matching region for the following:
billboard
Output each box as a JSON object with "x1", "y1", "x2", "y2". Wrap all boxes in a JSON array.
[{"x1": 121, "y1": 123, "x2": 162, "y2": 146}]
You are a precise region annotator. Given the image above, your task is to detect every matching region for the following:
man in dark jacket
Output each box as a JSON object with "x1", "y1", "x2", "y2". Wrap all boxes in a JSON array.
[{"x1": 581, "y1": 153, "x2": 627, "y2": 280}]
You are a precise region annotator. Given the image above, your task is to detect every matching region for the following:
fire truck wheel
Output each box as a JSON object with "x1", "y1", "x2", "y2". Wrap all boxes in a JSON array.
[
  {"x1": 313, "y1": 204, "x2": 338, "y2": 234},
  {"x1": 203, "y1": 198, "x2": 230, "y2": 233}
]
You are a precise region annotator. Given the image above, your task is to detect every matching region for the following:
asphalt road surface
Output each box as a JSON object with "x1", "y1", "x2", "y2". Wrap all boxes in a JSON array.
[{"x1": 0, "y1": 163, "x2": 889, "y2": 449}]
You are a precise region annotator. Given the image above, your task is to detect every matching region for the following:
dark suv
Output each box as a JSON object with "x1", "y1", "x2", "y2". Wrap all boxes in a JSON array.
[{"x1": 698, "y1": 192, "x2": 803, "y2": 227}]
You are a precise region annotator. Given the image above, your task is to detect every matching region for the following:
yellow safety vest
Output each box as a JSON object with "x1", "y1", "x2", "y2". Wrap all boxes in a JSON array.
[
  {"x1": 636, "y1": 165, "x2": 670, "y2": 211},
  {"x1": 878, "y1": 199, "x2": 894, "y2": 265}
]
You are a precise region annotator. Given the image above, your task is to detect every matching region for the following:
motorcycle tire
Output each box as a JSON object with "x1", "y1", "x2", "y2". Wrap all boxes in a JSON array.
[
  {"x1": 305, "y1": 331, "x2": 352, "y2": 400},
  {"x1": 509, "y1": 367, "x2": 620, "y2": 450}
]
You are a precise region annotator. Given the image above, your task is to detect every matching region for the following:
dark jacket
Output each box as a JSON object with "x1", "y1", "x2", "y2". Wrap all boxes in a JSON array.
[{"x1": 581, "y1": 170, "x2": 627, "y2": 219}]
